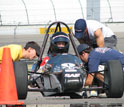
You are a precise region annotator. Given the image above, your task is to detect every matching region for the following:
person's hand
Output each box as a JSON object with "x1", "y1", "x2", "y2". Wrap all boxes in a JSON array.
[{"x1": 42, "y1": 64, "x2": 52, "y2": 74}]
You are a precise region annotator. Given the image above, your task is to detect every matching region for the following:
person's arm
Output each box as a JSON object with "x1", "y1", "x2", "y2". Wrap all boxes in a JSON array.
[
  {"x1": 94, "y1": 28, "x2": 104, "y2": 47},
  {"x1": 84, "y1": 56, "x2": 100, "y2": 86},
  {"x1": 85, "y1": 72, "x2": 104, "y2": 86},
  {"x1": 40, "y1": 56, "x2": 49, "y2": 67},
  {"x1": 85, "y1": 73, "x2": 94, "y2": 86},
  {"x1": 36, "y1": 56, "x2": 50, "y2": 73},
  {"x1": 85, "y1": 57, "x2": 104, "y2": 86},
  {"x1": 96, "y1": 73, "x2": 104, "y2": 82}
]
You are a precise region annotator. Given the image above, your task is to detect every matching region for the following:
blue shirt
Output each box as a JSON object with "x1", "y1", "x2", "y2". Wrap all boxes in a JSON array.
[{"x1": 88, "y1": 47, "x2": 124, "y2": 73}]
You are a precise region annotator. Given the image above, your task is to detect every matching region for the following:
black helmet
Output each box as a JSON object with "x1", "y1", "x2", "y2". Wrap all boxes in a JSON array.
[{"x1": 50, "y1": 32, "x2": 69, "y2": 53}]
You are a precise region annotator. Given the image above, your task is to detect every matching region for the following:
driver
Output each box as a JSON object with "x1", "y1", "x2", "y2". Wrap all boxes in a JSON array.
[
  {"x1": 32, "y1": 31, "x2": 70, "y2": 73},
  {"x1": 77, "y1": 43, "x2": 124, "y2": 86},
  {"x1": 47, "y1": 31, "x2": 69, "y2": 56}
]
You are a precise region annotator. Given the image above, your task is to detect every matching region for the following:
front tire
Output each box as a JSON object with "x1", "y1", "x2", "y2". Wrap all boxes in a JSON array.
[
  {"x1": 13, "y1": 61, "x2": 28, "y2": 99},
  {"x1": 104, "y1": 60, "x2": 124, "y2": 98}
]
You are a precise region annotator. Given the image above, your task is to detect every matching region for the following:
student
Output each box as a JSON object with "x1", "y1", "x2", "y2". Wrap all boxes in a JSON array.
[
  {"x1": 77, "y1": 43, "x2": 124, "y2": 86},
  {"x1": 0, "y1": 41, "x2": 40, "y2": 63},
  {"x1": 74, "y1": 19, "x2": 117, "y2": 49}
]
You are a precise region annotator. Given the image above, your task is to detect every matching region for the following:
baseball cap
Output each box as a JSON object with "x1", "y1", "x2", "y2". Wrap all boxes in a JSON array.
[
  {"x1": 74, "y1": 19, "x2": 86, "y2": 39},
  {"x1": 77, "y1": 44, "x2": 90, "y2": 54}
]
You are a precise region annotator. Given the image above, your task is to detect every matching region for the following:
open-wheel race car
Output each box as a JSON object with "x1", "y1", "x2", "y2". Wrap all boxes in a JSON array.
[{"x1": 13, "y1": 21, "x2": 124, "y2": 99}]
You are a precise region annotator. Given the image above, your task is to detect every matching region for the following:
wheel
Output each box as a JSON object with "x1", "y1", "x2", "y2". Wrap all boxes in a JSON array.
[
  {"x1": 13, "y1": 61, "x2": 28, "y2": 99},
  {"x1": 104, "y1": 60, "x2": 124, "y2": 98}
]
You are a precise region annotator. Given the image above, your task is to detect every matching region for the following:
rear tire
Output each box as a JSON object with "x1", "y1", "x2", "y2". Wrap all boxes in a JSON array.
[
  {"x1": 104, "y1": 60, "x2": 124, "y2": 98},
  {"x1": 13, "y1": 61, "x2": 28, "y2": 99}
]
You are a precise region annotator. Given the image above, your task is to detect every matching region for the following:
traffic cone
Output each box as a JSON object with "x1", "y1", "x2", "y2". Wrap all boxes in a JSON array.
[
  {"x1": 0, "y1": 48, "x2": 24, "y2": 105},
  {"x1": 0, "y1": 64, "x2": 1, "y2": 72}
]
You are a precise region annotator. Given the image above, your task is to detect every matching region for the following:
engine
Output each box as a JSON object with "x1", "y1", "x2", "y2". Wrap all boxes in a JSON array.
[{"x1": 60, "y1": 68, "x2": 85, "y2": 92}]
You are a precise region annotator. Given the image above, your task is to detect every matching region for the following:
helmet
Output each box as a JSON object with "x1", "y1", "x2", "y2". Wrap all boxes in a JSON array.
[{"x1": 50, "y1": 32, "x2": 69, "y2": 53}]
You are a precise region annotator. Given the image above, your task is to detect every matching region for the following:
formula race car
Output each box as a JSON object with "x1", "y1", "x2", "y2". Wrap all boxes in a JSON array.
[{"x1": 13, "y1": 21, "x2": 124, "y2": 99}]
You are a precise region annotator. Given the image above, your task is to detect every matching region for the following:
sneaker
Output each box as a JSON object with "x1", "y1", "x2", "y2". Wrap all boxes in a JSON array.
[{"x1": 98, "y1": 93, "x2": 106, "y2": 98}]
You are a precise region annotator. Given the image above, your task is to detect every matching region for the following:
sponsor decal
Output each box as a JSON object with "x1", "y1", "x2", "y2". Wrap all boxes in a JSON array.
[
  {"x1": 40, "y1": 27, "x2": 72, "y2": 34},
  {"x1": 65, "y1": 73, "x2": 80, "y2": 77}
]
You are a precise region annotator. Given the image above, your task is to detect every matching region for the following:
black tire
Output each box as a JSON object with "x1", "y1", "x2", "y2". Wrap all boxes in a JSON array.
[
  {"x1": 13, "y1": 61, "x2": 28, "y2": 99},
  {"x1": 104, "y1": 60, "x2": 124, "y2": 98}
]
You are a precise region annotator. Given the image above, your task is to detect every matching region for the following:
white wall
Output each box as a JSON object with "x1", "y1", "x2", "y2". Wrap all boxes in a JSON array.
[
  {"x1": 100, "y1": 0, "x2": 124, "y2": 22},
  {"x1": 0, "y1": 0, "x2": 124, "y2": 25}
]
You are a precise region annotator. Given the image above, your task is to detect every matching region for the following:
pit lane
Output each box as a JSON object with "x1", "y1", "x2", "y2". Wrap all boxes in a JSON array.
[{"x1": 21, "y1": 92, "x2": 124, "y2": 106}]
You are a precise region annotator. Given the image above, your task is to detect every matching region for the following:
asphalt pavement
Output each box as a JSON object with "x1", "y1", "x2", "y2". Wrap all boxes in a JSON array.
[{"x1": 22, "y1": 92, "x2": 124, "y2": 105}]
